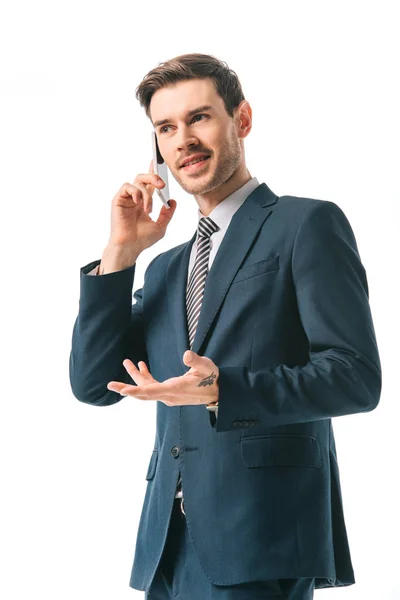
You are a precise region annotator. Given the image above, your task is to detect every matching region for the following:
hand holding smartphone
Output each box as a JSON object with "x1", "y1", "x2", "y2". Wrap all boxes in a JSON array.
[{"x1": 152, "y1": 131, "x2": 170, "y2": 208}]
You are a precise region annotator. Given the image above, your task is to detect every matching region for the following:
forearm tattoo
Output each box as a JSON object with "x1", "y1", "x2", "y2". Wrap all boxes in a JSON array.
[{"x1": 198, "y1": 371, "x2": 217, "y2": 388}]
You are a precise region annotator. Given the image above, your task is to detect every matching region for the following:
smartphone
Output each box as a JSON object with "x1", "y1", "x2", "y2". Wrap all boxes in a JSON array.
[{"x1": 152, "y1": 131, "x2": 170, "y2": 208}]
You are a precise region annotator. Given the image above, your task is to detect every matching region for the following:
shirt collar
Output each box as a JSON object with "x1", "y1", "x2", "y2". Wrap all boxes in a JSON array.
[{"x1": 197, "y1": 177, "x2": 260, "y2": 232}]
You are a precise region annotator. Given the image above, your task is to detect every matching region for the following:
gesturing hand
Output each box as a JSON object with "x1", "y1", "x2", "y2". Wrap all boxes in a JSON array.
[{"x1": 107, "y1": 350, "x2": 219, "y2": 407}]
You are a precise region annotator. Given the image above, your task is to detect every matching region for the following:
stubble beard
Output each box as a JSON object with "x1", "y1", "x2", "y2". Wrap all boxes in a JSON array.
[{"x1": 171, "y1": 127, "x2": 242, "y2": 196}]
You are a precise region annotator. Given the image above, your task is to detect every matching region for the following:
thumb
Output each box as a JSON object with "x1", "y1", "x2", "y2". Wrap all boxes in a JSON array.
[
  {"x1": 156, "y1": 199, "x2": 177, "y2": 229},
  {"x1": 184, "y1": 350, "x2": 200, "y2": 365}
]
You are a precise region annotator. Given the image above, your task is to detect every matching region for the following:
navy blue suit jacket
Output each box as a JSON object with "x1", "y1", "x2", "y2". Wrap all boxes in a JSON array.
[{"x1": 70, "y1": 182, "x2": 381, "y2": 592}]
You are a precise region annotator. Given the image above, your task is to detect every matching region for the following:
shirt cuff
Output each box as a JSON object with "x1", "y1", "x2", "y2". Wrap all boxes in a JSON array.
[{"x1": 87, "y1": 264, "x2": 100, "y2": 275}]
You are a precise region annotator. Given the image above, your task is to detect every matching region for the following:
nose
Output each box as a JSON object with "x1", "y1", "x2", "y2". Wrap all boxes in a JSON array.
[{"x1": 175, "y1": 124, "x2": 200, "y2": 154}]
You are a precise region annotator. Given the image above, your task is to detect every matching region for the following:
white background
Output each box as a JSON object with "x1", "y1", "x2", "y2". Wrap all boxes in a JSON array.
[{"x1": 0, "y1": 1, "x2": 398, "y2": 598}]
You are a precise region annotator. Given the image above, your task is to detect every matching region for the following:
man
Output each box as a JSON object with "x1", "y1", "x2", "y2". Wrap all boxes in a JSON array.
[{"x1": 69, "y1": 53, "x2": 381, "y2": 599}]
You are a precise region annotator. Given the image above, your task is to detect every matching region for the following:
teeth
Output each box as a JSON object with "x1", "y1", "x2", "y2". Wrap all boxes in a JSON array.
[{"x1": 184, "y1": 157, "x2": 208, "y2": 167}]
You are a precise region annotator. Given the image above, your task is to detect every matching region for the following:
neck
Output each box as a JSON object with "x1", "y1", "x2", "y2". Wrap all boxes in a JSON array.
[{"x1": 194, "y1": 164, "x2": 252, "y2": 217}]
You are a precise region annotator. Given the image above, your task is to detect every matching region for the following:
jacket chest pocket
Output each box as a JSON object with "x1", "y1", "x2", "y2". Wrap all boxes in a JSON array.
[
  {"x1": 240, "y1": 434, "x2": 321, "y2": 468},
  {"x1": 231, "y1": 255, "x2": 279, "y2": 285}
]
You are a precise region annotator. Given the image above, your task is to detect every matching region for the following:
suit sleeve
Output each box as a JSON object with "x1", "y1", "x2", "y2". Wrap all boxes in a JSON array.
[
  {"x1": 69, "y1": 254, "x2": 160, "y2": 406},
  {"x1": 215, "y1": 200, "x2": 382, "y2": 432}
]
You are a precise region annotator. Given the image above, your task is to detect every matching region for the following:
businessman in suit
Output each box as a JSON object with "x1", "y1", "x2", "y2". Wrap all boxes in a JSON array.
[{"x1": 69, "y1": 53, "x2": 381, "y2": 599}]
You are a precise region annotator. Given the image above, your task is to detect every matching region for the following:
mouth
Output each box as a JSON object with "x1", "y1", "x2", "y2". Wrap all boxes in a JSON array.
[{"x1": 180, "y1": 156, "x2": 211, "y2": 172}]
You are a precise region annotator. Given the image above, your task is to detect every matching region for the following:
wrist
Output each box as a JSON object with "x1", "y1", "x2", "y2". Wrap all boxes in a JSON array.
[{"x1": 99, "y1": 244, "x2": 141, "y2": 274}]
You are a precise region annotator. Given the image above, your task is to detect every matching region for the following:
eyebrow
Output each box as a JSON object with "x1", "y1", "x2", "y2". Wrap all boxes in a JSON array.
[{"x1": 153, "y1": 105, "x2": 214, "y2": 129}]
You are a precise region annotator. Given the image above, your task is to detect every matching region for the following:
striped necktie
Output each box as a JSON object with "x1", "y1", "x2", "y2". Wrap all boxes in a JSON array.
[
  {"x1": 186, "y1": 216, "x2": 220, "y2": 349},
  {"x1": 175, "y1": 216, "x2": 220, "y2": 506}
]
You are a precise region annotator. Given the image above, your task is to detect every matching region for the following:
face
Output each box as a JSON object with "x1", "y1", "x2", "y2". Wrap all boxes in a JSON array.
[{"x1": 150, "y1": 78, "x2": 250, "y2": 196}]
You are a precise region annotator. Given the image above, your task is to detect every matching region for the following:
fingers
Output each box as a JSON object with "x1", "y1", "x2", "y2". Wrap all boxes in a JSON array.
[
  {"x1": 115, "y1": 175, "x2": 165, "y2": 213},
  {"x1": 123, "y1": 359, "x2": 152, "y2": 383},
  {"x1": 133, "y1": 173, "x2": 164, "y2": 190},
  {"x1": 133, "y1": 173, "x2": 165, "y2": 213},
  {"x1": 123, "y1": 358, "x2": 143, "y2": 373},
  {"x1": 117, "y1": 182, "x2": 142, "y2": 202},
  {"x1": 123, "y1": 359, "x2": 149, "y2": 374},
  {"x1": 132, "y1": 181, "x2": 152, "y2": 214},
  {"x1": 107, "y1": 360, "x2": 153, "y2": 395},
  {"x1": 107, "y1": 381, "x2": 128, "y2": 393},
  {"x1": 137, "y1": 360, "x2": 150, "y2": 374},
  {"x1": 147, "y1": 160, "x2": 156, "y2": 213}
]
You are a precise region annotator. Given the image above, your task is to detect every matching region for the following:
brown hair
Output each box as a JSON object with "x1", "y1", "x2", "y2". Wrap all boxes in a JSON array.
[{"x1": 135, "y1": 53, "x2": 246, "y2": 122}]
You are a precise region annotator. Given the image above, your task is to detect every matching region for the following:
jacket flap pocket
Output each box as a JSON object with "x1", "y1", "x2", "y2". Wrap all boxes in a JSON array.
[
  {"x1": 145, "y1": 450, "x2": 158, "y2": 480},
  {"x1": 241, "y1": 435, "x2": 321, "y2": 468},
  {"x1": 232, "y1": 255, "x2": 279, "y2": 284}
]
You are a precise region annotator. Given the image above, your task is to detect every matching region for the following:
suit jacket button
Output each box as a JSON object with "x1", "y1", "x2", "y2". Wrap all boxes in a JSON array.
[{"x1": 171, "y1": 446, "x2": 180, "y2": 458}]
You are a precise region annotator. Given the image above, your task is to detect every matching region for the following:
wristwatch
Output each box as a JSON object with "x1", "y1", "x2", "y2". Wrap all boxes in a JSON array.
[{"x1": 206, "y1": 401, "x2": 218, "y2": 417}]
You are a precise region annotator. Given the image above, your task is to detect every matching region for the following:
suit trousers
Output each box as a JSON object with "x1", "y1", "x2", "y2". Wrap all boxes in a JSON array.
[{"x1": 145, "y1": 498, "x2": 315, "y2": 600}]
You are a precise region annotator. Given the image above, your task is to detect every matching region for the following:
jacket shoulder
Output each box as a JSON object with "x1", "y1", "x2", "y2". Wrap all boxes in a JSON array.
[
  {"x1": 277, "y1": 194, "x2": 335, "y2": 214},
  {"x1": 276, "y1": 194, "x2": 348, "y2": 230}
]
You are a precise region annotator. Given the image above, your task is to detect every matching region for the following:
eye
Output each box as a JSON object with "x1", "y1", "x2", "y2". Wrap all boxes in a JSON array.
[{"x1": 159, "y1": 114, "x2": 208, "y2": 134}]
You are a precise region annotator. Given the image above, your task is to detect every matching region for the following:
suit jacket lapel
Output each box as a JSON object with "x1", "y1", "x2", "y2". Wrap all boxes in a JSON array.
[{"x1": 166, "y1": 182, "x2": 278, "y2": 362}]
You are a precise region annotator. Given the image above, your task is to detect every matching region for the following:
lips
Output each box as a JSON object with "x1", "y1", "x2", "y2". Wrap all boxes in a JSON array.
[
  {"x1": 181, "y1": 156, "x2": 211, "y2": 172},
  {"x1": 179, "y1": 154, "x2": 210, "y2": 168}
]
